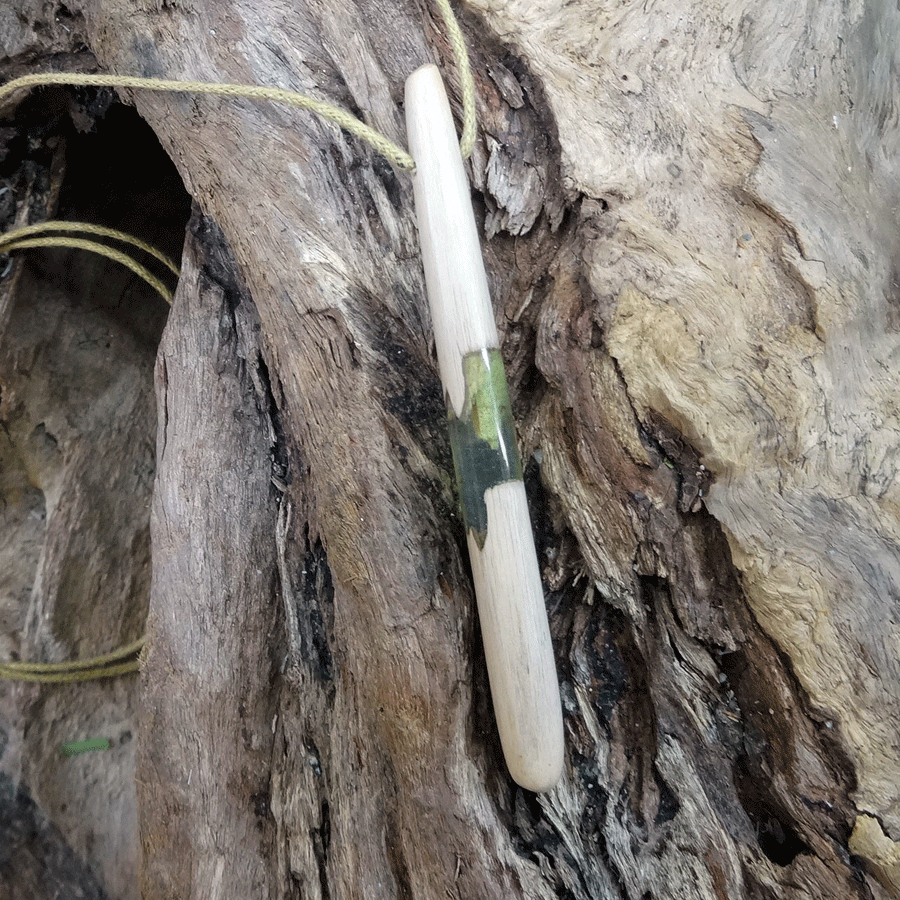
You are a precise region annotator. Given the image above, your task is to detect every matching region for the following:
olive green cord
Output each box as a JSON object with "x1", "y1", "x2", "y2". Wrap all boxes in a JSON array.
[
  {"x1": 0, "y1": 223, "x2": 169, "y2": 680},
  {"x1": 0, "y1": 636, "x2": 146, "y2": 675},
  {"x1": 0, "y1": 0, "x2": 478, "y2": 168},
  {"x1": 433, "y1": 0, "x2": 476, "y2": 159},
  {"x1": 0, "y1": 231, "x2": 176, "y2": 304},
  {"x1": 0, "y1": 220, "x2": 180, "y2": 275},
  {"x1": 0, "y1": 72, "x2": 418, "y2": 171},
  {"x1": 0, "y1": 637, "x2": 145, "y2": 684},
  {"x1": 0, "y1": 0, "x2": 477, "y2": 682},
  {"x1": 0, "y1": 658, "x2": 141, "y2": 684}
]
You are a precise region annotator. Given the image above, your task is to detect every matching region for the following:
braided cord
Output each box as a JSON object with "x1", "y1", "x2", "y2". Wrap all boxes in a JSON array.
[
  {"x1": 0, "y1": 72, "x2": 417, "y2": 170},
  {"x1": 0, "y1": 0, "x2": 478, "y2": 169},
  {"x1": 1, "y1": 234, "x2": 174, "y2": 304},
  {"x1": 0, "y1": 220, "x2": 180, "y2": 275},
  {"x1": 433, "y1": 0, "x2": 476, "y2": 158},
  {"x1": 0, "y1": 658, "x2": 141, "y2": 684},
  {"x1": 0, "y1": 637, "x2": 145, "y2": 683}
]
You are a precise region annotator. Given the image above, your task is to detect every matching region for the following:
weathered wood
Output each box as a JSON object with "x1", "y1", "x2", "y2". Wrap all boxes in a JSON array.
[
  {"x1": 0, "y1": 175, "x2": 160, "y2": 900},
  {"x1": 0, "y1": 773, "x2": 110, "y2": 900},
  {"x1": 0, "y1": 20, "x2": 185, "y2": 897},
  {"x1": 138, "y1": 211, "x2": 281, "y2": 899},
  {"x1": 2, "y1": 0, "x2": 899, "y2": 898},
  {"x1": 0, "y1": 264, "x2": 151, "y2": 900}
]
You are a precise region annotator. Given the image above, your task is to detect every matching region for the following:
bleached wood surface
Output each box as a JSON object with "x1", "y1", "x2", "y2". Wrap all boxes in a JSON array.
[
  {"x1": 405, "y1": 64, "x2": 499, "y2": 415},
  {"x1": 2, "y1": 0, "x2": 898, "y2": 898},
  {"x1": 406, "y1": 63, "x2": 563, "y2": 791},
  {"x1": 468, "y1": 481, "x2": 563, "y2": 791}
]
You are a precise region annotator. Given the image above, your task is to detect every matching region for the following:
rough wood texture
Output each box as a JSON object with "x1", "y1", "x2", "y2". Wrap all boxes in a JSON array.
[
  {"x1": 0, "y1": 15, "x2": 186, "y2": 896},
  {"x1": 139, "y1": 211, "x2": 281, "y2": 899},
  {"x1": 2, "y1": 0, "x2": 899, "y2": 898},
  {"x1": 0, "y1": 225, "x2": 154, "y2": 900},
  {"x1": 0, "y1": 261, "x2": 149, "y2": 900},
  {"x1": 468, "y1": 0, "x2": 900, "y2": 889}
]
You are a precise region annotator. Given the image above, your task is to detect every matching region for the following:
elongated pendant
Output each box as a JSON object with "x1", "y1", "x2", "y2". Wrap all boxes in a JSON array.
[{"x1": 405, "y1": 64, "x2": 564, "y2": 792}]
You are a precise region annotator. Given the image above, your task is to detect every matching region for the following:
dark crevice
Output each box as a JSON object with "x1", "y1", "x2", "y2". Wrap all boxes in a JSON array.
[
  {"x1": 755, "y1": 814, "x2": 808, "y2": 866},
  {"x1": 158, "y1": 354, "x2": 170, "y2": 458},
  {"x1": 510, "y1": 329, "x2": 551, "y2": 416},
  {"x1": 193, "y1": 214, "x2": 245, "y2": 320},
  {"x1": 356, "y1": 289, "x2": 459, "y2": 531},
  {"x1": 285, "y1": 524, "x2": 336, "y2": 685},
  {"x1": 733, "y1": 768, "x2": 810, "y2": 866},
  {"x1": 371, "y1": 153, "x2": 403, "y2": 212},
  {"x1": 638, "y1": 412, "x2": 711, "y2": 514},
  {"x1": 55, "y1": 97, "x2": 188, "y2": 310},
  {"x1": 363, "y1": 291, "x2": 447, "y2": 441},
  {"x1": 383, "y1": 811, "x2": 414, "y2": 900},
  {"x1": 522, "y1": 454, "x2": 557, "y2": 575},
  {"x1": 250, "y1": 790, "x2": 271, "y2": 822},
  {"x1": 652, "y1": 765, "x2": 680, "y2": 825},
  {"x1": 641, "y1": 562, "x2": 822, "y2": 870},
  {"x1": 582, "y1": 605, "x2": 630, "y2": 732},
  {"x1": 721, "y1": 579, "x2": 860, "y2": 845},
  {"x1": 252, "y1": 345, "x2": 292, "y2": 490},
  {"x1": 311, "y1": 799, "x2": 331, "y2": 900}
]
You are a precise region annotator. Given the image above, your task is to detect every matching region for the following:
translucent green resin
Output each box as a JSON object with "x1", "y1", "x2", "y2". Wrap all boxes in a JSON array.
[{"x1": 447, "y1": 349, "x2": 523, "y2": 549}]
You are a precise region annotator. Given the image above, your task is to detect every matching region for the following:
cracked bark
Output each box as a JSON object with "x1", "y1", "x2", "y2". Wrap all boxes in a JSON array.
[{"x1": 1, "y1": 1, "x2": 898, "y2": 899}]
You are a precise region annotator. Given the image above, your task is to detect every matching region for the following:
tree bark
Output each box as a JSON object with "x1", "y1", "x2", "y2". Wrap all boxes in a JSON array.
[{"x1": 2, "y1": 1, "x2": 899, "y2": 899}]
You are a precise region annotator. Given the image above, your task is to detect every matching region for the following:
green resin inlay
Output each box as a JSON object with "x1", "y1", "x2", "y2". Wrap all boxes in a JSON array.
[{"x1": 447, "y1": 348, "x2": 523, "y2": 549}]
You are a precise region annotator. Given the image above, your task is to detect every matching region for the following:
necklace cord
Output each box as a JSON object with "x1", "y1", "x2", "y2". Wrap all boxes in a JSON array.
[{"x1": 0, "y1": 0, "x2": 477, "y2": 171}]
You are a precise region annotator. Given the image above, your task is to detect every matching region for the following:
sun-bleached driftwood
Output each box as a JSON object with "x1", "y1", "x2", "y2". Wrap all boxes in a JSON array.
[{"x1": 1, "y1": 0, "x2": 898, "y2": 898}]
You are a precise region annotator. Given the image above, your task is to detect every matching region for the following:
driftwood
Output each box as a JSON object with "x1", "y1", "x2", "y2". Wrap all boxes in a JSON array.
[{"x1": 2, "y1": 0, "x2": 899, "y2": 898}]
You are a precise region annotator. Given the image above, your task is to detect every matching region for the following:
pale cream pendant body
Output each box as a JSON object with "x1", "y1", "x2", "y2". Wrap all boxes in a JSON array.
[{"x1": 405, "y1": 64, "x2": 564, "y2": 792}]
